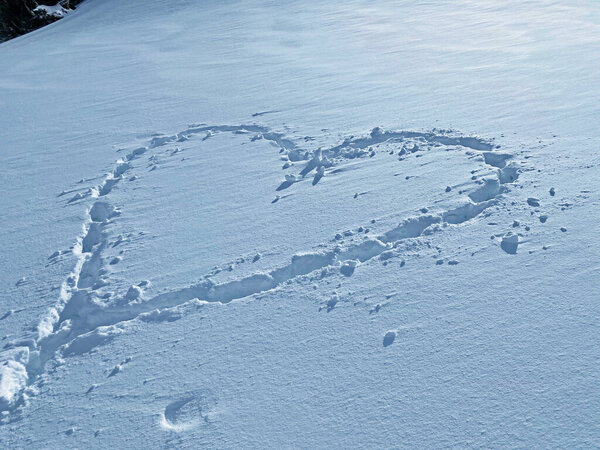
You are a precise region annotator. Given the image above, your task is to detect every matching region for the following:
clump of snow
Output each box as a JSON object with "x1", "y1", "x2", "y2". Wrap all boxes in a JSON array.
[
  {"x1": 500, "y1": 233, "x2": 519, "y2": 254},
  {"x1": 125, "y1": 285, "x2": 143, "y2": 302},
  {"x1": 34, "y1": 5, "x2": 70, "y2": 19},
  {"x1": 383, "y1": 331, "x2": 397, "y2": 347},
  {"x1": 0, "y1": 347, "x2": 29, "y2": 410}
]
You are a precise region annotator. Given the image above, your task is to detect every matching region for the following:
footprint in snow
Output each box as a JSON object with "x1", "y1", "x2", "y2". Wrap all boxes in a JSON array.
[{"x1": 160, "y1": 396, "x2": 208, "y2": 432}]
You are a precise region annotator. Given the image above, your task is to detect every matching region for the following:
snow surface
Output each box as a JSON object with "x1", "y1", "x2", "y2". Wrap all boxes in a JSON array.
[{"x1": 1, "y1": 0, "x2": 599, "y2": 447}]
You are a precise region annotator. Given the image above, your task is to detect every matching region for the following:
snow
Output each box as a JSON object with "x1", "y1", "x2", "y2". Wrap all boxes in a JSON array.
[
  {"x1": 1, "y1": 0, "x2": 599, "y2": 447},
  {"x1": 33, "y1": 5, "x2": 71, "y2": 19}
]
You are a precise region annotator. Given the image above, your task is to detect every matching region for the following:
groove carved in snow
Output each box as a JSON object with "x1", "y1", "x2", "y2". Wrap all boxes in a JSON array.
[{"x1": 0, "y1": 121, "x2": 523, "y2": 414}]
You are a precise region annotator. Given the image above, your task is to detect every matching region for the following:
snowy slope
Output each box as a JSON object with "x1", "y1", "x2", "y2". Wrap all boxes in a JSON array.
[{"x1": 1, "y1": 0, "x2": 599, "y2": 447}]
